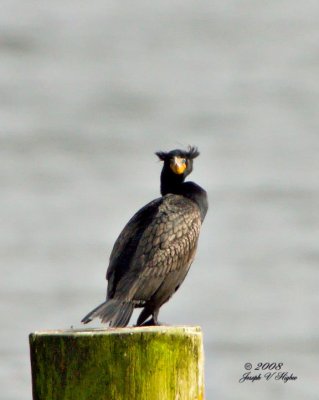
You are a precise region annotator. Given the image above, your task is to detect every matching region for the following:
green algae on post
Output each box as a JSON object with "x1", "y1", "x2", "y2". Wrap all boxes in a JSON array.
[{"x1": 29, "y1": 326, "x2": 205, "y2": 400}]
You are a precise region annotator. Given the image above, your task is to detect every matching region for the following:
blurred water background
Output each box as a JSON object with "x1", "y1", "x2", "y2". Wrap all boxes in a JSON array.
[{"x1": 1, "y1": 1, "x2": 319, "y2": 399}]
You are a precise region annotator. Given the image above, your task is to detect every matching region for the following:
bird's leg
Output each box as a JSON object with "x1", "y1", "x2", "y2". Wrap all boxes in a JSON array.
[
  {"x1": 152, "y1": 308, "x2": 160, "y2": 325},
  {"x1": 139, "y1": 318, "x2": 156, "y2": 326},
  {"x1": 138, "y1": 308, "x2": 162, "y2": 326},
  {"x1": 139, "y1": 308, "x2": 168, "y2": 326}
]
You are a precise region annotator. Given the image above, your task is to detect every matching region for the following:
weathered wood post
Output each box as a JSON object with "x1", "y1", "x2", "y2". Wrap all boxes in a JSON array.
[{"x1": 29, "y1": 326, "x2": 205, "y2": 400}]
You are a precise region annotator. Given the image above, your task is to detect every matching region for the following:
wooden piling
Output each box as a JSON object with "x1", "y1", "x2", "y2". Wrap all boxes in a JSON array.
[{"x1": 29, "y1": 326, "x2": 205, "y2": 400}]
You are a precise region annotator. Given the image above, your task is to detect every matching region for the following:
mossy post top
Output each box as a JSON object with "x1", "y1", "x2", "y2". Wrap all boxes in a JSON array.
[
  {"x1": 29, "y1": 325, "x2": 205, "y2": 400},
  {"x1": 30, "y1": 325, "x2": 202, "y2": 338}
]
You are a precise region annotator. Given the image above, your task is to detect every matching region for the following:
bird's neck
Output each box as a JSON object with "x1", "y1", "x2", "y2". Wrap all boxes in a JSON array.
[
  {"x1": 160, "y1": 168, "x2": 208, "y2": 222},
  {"x1": 160, "y1": 168, "x2": 185, "y2": 196}
]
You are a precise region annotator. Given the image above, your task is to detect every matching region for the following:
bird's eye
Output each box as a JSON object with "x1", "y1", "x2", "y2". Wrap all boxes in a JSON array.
[{"x1": 182, "y1": 159, "x2": 187, "y2": 164}]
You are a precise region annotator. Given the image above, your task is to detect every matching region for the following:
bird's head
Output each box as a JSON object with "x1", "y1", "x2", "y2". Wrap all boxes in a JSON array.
[{"x1": 155, "y1": 146, "x2": 199, "y2": 180}]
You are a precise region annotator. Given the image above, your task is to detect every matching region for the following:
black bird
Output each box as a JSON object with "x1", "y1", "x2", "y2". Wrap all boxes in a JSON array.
[{"x1": 81, "y1": 146, "x2": 208, "y2": 327}]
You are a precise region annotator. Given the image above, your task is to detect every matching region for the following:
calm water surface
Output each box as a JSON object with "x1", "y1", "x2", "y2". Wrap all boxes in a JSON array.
[{"x1": 1, "y1": 1, "x2": 319, "y2": 399}]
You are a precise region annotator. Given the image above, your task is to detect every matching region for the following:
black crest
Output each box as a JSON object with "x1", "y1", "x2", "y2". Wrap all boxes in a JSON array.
[
  {"x1": 186, "y1": 146, "x2": 200, "y2": 159},
  {"x1": 155, "y1": 145, "x2": 200, "y2": 161}
]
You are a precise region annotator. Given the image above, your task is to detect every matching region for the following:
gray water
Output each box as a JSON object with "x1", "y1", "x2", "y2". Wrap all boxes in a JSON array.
[{"x1": 1, "y1": 1, "x2": 319, "y2": 399}]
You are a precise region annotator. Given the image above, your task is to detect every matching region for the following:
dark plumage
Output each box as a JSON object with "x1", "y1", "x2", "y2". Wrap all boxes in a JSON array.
[{"x1": 81, "y1": 146, "x2": 208, "y2": 327}]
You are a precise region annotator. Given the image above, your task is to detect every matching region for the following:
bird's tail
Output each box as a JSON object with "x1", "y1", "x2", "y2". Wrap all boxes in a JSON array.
[{"x1": 81, "y1": 299, "x2": 134, "y2": 327}]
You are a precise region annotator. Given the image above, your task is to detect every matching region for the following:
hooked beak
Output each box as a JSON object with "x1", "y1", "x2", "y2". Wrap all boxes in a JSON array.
[{"x1": 170, "y1": 156, "x2": 187, "y2": 175}]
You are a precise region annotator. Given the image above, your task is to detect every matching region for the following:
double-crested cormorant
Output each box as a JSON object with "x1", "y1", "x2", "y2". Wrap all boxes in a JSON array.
[{"x1": 82, "y1": 146, "x2": 208, "y2": 327}]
